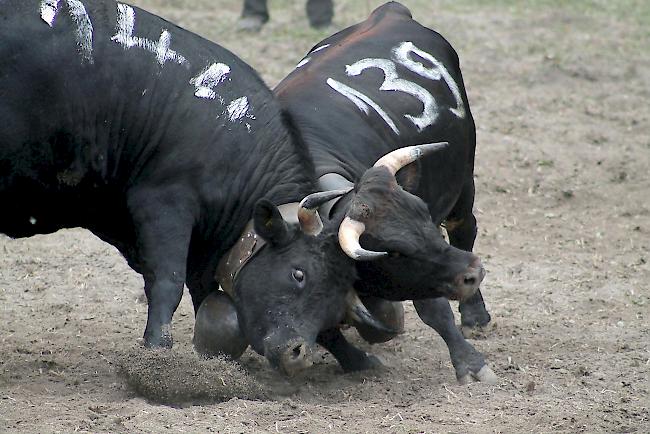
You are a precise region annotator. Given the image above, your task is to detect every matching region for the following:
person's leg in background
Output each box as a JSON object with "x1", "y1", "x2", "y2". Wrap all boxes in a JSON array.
[
  {"x1": 306, "y1": 0, "x2": 333, "y2": 28},
  {"x1": 238, "y1": 0, "x2": 269, "y2": 32}
]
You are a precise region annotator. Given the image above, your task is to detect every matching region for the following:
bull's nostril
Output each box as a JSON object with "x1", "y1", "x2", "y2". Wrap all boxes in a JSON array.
[
  {"x1": 464, "y1": 275, "x2": 477, "y2": 286},
  {"x1": 291, "y1": 344, "x2": 303, "y2": 360}
]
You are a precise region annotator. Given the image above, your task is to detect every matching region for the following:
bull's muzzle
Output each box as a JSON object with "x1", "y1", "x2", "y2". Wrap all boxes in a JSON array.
[
  {"x1": 454, "y1": 256, "x2": 485, "y2": 300},
  {"x1": 263, "y1": 335, "x2": 314, "y2": 377}
]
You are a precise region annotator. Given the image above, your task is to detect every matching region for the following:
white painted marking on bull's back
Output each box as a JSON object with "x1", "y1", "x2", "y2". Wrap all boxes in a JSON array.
[
  {"x1": 65, "y1": 0, "x2": 94, "y2": 64},
  {"x1": 296, "y1": 44, "x2": 330, "y2": 69},
  {"x1": 40, "y1": 0, "x2": 93, "y2": 63},
  {"x1": 227, "y1": 97, "x2": 249, "y2": 122},
  {"x1": 40, "y1": 0, "x2": 61, "y2": 26},
  {"x1": 393, "y1": 41, "x2": 466, "y2": 119},
  {"x1": 311, "y1": 44, "x2": 330, "y2": 53},
  {"x1": 112, "y1": 3, "x2": 187, "y2": 66},
  {"x1": 113, "y1": 3, "x2": 135, "y2": 44},
  {"x1": 327, "y1": 77, "x2": 399, "y2": 135},
  {"x1": 296, "y1": 57, "x2": 310, "y2": 68},
  {"x1": 190, "y1": 63, "x2": 231, "y2": 99}
]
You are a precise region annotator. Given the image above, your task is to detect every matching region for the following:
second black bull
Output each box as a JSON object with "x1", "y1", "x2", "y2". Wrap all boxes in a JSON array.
[{"x1": 197, "y1": 2, "x2": 496, "y2": 383}]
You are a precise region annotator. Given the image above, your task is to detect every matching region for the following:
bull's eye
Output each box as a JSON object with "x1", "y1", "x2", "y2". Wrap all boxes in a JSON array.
[
  {"x1": 389, "y1": 251, "x2": 401, "y2": 258},
  {"x1": 292, "y1": 269, "x2": 305, "y2": 283}
]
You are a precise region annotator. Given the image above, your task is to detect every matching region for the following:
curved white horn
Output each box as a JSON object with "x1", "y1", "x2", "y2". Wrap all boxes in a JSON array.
[
  {"x1": 299, "y1": 189, "x2": 351, "y2": 236},
  {"x1": 373, "y1": 142, "x2": 449, "y2": 175},
  {"x1": 338, "y1": 216, "x2": 387, "y2": 260},
  {"x1": 346, "y1": 291, "x2": 398, "y2": 334}
]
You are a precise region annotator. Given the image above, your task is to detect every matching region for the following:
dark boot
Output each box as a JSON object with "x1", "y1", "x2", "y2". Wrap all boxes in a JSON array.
[
  {"x1": 238, "y1": 0, "x2": 269, "y2": 32},
  {"x1": 306, "y1": 0, "x2": 333, "y2": 28}
]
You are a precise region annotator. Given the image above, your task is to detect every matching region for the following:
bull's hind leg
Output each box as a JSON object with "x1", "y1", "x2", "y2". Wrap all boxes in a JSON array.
[
  {"x1": 317, "y1": 328, "x2": 382, "y2": 372},
  {"x1": 446, "y1": 179, "x2": 491, "y2": 332},
  {"x1": 414, "y1": 298, "x2": 496, "y2": 384},
  {"x1": 128, "y1": 189, "x2": 194, "y2": 348}
]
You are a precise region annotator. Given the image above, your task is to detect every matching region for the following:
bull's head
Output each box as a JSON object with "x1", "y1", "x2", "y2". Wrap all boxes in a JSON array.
[
  {"x1": 338, "y1": 143, "x2": 485, "y2": 301},
  {"x1": 196, "y1": 190, "x2": 394, "y2": 376}
]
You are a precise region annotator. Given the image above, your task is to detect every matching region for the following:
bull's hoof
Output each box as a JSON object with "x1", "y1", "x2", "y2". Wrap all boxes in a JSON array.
[
  {"x1": 341, "y1": 353, "x2": 383, "y2": 373},
  {"x1": 236, "y1": 16, "x2": 265, "y2": 32},
  {"x1": 457, "y1": 364, "x2": 498, "y2": 385},
  {"x1": 143, "y1": 324, "x2": 173, "y2": 349},
  {"x1": 459, "y1": 301, "x2": 491, "y2": 331}
]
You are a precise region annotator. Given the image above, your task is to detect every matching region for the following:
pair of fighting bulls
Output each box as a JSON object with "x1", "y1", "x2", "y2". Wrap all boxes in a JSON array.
[{"x1": 0, "y1": 0, "x2": 495, "y2": 383}]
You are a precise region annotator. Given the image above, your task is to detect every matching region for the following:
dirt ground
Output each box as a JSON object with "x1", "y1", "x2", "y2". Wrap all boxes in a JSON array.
[{"x1": 1, "y1": 0, "x2": 649, "y2": 432}]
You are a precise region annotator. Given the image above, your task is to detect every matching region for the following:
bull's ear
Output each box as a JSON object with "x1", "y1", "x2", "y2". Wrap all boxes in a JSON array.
[{"x1": 253, "y1": 199, "x2": 290, "y2": 245}]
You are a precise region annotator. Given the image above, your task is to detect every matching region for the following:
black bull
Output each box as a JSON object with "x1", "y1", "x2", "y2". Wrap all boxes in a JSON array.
[
  {"x1": 271, "y1": 2, "x2": 497, "y2": 382},
  {"x1": 0, "y1": 0, "x2": 389, "y2": 375}
]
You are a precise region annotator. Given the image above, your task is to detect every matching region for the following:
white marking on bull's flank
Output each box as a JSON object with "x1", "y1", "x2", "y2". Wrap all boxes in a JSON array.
[
  {"x1": 327, "y1": 77, "x2": 399, "y2": 135},
  {"x1": 393, "y1": 41, "x2": 466, "y2": 119},
  {"x1": 40, "y1": 0, "x2": 61, "y2": 26},
  {"x1": 311, "y1": 44, "x2": 330, "y2": 53},
  {"x1": 65, "y1": 0, "x2": 94, "y2": 63},
  {"x1": 227, "y1": 97, "x2": 250, "y2": 122},
  {"x1": 112, "y1": 3, "x2": 187, "y2": 66},
  {"x1": 296, "y1": 58, "x2": 310, "y2": 68},
  {"x1": 190, "y1": 63, "x2": 231, "y2": 99},
  {"x1": 29, "y1": 217, "x2": 37, "y2": 225}
]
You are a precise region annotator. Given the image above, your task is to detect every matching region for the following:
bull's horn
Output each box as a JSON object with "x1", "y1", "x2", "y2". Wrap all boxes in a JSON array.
[
  {"x1": 299, "y1": 188, "x2": 352, "y2": 236},
  {"x1": 373, "y1": 142, "x2": 449, "y2": 175},
  {"x1": 338, "y1": 216, "x2": 387, "y2": 260},
  {"x1": 346, "y1": 291, "x2": 398, "y2": 334}
]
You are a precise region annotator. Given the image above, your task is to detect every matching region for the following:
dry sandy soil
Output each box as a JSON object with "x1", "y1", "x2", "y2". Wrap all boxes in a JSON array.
[{"x1": 1, "y1": 0, "x2": 649, "y2": 432}]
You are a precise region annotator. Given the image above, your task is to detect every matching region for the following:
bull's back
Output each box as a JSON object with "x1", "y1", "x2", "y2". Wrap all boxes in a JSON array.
[
  {"x1": 0, "y1": 0, "x2": 284, "y2": 237},
  {"x1": 275, "y1": 1, "x2": 476, "y2": 209}
]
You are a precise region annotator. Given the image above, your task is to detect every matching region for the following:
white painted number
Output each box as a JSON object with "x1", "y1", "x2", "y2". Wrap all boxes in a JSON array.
[
  {"x1": 327, "y1": 78, "x2": 399, "y2": 135},
  {"x1": 393, "y1": 42, "x2": 465, "y2": 119},
  {"x1": 346, "y1": 57, "x2": 438, "y2": 132},
  {"x1": 40, "y1": 0, "x2": 94, "y2": 64},
  {"x1": 328, "y1": 41, "x2": 466, "y2": 135},
  {"x1": 190, "y1": 63, "x2": 231, "y2": 100},
  {"x1": 38, "y1": 1, "x2": 255, "y2": 131},
  {"x1": 112, "y1": 3, "x2": 187, "y2": 66}
]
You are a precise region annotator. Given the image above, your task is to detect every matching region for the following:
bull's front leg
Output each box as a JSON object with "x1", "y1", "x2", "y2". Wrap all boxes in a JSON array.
[
  {"x1": 129, "y1": 188, "x2": 194, "y2": 348},
  {"x1": 414, "y1": 297, "x2": 497, "y2": 384},
  {"x1": 446, "y1": 179, "x2": 491, "y2": 333},
  {"x1": 317, "y1": 328, "x2": 382, "y2": 372}
]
